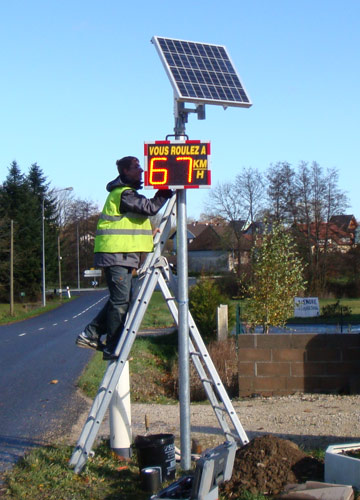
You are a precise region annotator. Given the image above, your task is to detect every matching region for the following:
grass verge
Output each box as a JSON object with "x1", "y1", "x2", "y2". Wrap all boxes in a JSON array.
[
  {"x1": 0, "y1": 298, "x2": 73, "y2": 325},
  {"x1": 78, "y1": 332, "x2": 178, "y2": 402},
  {"x1": 0, "y1": 440, "x2": 266, "y2": 500},
  {"x1": 1, "y1": 440, "x2": 150, "y2": 500}
]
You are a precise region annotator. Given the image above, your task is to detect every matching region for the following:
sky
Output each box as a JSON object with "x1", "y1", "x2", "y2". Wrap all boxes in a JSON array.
[{"x1": 1, "y1": 0, "x2": 359, "y2": 220}]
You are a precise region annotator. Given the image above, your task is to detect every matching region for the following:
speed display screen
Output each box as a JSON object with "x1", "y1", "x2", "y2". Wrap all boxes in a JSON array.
[{"x1": 144, "y1": 140, "x2": 211, "y2": 189}]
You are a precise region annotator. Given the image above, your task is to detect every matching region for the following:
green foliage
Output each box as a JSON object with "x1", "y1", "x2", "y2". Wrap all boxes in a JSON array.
[
  {"x1": 189, "y1": 276, "x2": 235, "y2": 342},
  {"x1": 216, "y1": 273, "x2": 248, "y2": 299},
  {"x1": 321, "y1": 299, "x2": 352, "y2": 317},
  {"x1": 0, "y1": 162, "x2": 58, "y2": 301},
  {"x1": 244, "y1": 222, "x2": 306, "y2": 333}
]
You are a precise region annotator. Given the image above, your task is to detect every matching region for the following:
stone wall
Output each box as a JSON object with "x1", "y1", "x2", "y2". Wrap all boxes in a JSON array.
[{"x1": 237, "y1": 333, "x2": 360, "y2": 397}]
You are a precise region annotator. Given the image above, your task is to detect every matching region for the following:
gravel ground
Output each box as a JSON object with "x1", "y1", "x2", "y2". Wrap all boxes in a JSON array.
[{"x1": 69, "y1": 393, "x2": 360, "y2": 452}]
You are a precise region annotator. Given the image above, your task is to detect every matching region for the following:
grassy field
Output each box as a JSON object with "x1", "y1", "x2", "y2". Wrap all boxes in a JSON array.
[
  {"x1": 138, "y1": 291, "x2": 175, "y2": 329},
  {"x1": 288, "y1": 298, "x2": 360, "y2": 324}
]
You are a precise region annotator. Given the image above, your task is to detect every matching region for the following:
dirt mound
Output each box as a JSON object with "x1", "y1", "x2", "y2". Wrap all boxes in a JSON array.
[{"x1": 221, "y1": 435, "x2": 324, "y2": 497}]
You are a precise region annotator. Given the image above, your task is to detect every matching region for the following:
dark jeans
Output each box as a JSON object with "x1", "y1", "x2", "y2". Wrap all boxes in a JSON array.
[{"x1": 85, "y1": 266, "x2": 133, "y2": 352}]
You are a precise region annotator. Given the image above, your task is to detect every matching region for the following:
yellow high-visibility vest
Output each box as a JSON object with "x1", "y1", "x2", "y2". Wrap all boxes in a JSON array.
[{"x1": 94, "y1": 187, "x2": 153, "y2": 253}]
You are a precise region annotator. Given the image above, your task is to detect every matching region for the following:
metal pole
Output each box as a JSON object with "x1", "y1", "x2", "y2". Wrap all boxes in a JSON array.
[
  {"x1": 10, "y1": 220, "x2": 14, "y2": 316},
  {"x1": 77, "y1": 222, "x2": 80, "y2": 289},
  {"x1": 175, "y1": 101, "x2": 191, "y2": 470},
  {"x1": 177, "y1": 189, "x2": 191, "y2": 470},
  {"x1": 53, "y1": 187, "x2": 73, "y2": 298},
  {"x1": 41, "y1": 198, "x2": 46, "y2": 307},
  {"x1": 58, "y1": 233, "x2": 62, "y2": 299}
]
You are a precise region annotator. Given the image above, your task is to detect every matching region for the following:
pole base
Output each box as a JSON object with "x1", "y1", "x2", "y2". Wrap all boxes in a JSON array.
[{"x1": 111, "y1": 447, "x2": 132, "y2": 459}]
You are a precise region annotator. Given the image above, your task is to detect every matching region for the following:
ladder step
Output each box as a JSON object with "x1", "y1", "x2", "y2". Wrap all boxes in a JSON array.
[
  {"x1": 212, "y1": 405, "x2": 227, "y2": 412},
  {"x1": 200, "y1": 377, "x2": 214, "y2": 385},
  {"x1": 224, "y1": 431, "x2": 241, "y2": 441}
]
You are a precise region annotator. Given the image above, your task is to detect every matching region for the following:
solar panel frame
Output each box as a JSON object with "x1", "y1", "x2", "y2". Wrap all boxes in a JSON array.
[{"x1": 152, "y1": 36, "x2": 252, "y2": 109}]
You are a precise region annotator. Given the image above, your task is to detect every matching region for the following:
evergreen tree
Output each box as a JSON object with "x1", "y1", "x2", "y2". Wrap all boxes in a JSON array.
[
  {"x1": 0, "y1": 162, "x2": 34, "y2": 300},
  {"x1": 0, "y1": 162, "x2": 58, "y2": 301},
  {"x1": 0, "y1": 214, "x2": 11, "y2": 302}
]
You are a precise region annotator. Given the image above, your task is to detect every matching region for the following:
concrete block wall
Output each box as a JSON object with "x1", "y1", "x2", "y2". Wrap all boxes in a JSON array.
[{"x1": 237, "y1": 333, "x2": 360, "y2": 397}]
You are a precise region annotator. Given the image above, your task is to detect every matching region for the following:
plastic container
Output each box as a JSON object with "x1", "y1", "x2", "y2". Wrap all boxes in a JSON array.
[
  {"x1": 325, "y1": 442, "x2": 360, "y2": 489},
  {"x1": 135, "y1": 434, "x2": 176, "y2": 481}
]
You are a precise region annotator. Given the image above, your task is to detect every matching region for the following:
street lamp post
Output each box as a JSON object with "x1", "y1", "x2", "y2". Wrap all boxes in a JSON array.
[
  {"x1": 41, "y1": 198, "x2": 46, "y2": 307},
  {"x1": 41, "y1": 186, "x2": 73, "y2": 306},
  {"x1": 76, "y1": 222, "x2": 80, "y2": 290},
  {"x1": 56, "y1": 187, "x2": 73, "y2": 299}
]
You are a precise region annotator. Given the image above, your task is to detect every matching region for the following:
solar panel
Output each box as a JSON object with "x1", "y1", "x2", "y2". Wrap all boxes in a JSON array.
[{"x1": 152, "y1": 36, "x2": 252, "y2": 109}]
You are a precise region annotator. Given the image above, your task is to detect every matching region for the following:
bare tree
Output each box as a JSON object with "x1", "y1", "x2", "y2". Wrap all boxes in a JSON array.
[
  {"x1": 204, "y1": 167, "x2": 265, "y2": 274},
  {"x1": 61, "y1": 198, "x2": 100, "y2": 286},
  {"x1": 296, "y1": 162, "x2": 349, "y2": 293},
  {"x1": 205, "y1": 181, "x2": 245, "y2": 222},
  {"x1": 266, "y1": 162, "x2": 298, "y2": 223},
  {"x1": 235, "y1": 167, "x2": 265, "y2": 225}
]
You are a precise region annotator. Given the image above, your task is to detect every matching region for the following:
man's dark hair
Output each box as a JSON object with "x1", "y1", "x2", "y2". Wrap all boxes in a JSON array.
[{"x1": 116, "y1": 156, "x2": 138, "y2": 175}]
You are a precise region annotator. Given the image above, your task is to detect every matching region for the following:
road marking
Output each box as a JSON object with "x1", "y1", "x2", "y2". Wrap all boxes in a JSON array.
[
  {"x1": 72, "y1": 296, "x2": 107, "y2": 318},
  {"x1": 53, "y1": 323, "x2": 58, "y2": 326},
  {"x1": 19, "y1": 333, "x2": 26, "y2": 337},
  {"x1": 38, "y1": 327, "x2": 44, "y2": 330}
]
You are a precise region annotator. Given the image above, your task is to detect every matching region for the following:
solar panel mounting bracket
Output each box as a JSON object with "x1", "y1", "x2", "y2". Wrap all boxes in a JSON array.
[
  {"x1": 174, "y1": 100, "x2": 206, "y2": 121},
  {"x1": 174, "y1": 101, "x2": 205, "y2": 136}
]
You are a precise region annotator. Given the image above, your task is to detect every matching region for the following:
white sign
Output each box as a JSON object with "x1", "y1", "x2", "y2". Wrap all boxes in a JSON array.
[
  {"x1": 84, "y1": 269, "x2": 102, "y2": 277},
  {"x1": 294, "y1": 297, "x2": 320, "y2": 318}
]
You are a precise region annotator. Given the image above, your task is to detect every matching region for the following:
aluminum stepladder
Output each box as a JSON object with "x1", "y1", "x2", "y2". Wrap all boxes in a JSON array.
[{"x1": 69, "y1": 194, "x2": 248, "y2": 474}]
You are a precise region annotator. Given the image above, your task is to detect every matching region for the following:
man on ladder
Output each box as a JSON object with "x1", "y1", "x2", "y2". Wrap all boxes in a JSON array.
[{"x1": 75, "y1": 155, "x2": 172, "y2": 360}]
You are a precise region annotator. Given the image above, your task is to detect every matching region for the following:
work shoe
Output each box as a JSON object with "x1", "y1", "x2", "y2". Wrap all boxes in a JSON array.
[
  {"x1": 102, "y1": 348, "x2": 118, "y2": 361},
  {"x1": 76, "y1": 332, "x2": 104, "y2": 351}
]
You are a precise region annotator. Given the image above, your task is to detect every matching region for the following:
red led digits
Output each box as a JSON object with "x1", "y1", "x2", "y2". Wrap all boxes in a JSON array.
[
  {"x1": 149, "y1": 157, "x2": 168, "y2": 185},
  {"x1": 176, "y1": 156, "x2": 193, "y2": 183}
]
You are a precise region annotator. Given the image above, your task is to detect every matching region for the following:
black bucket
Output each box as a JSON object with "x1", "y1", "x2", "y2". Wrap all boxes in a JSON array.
[{"x1": 135, "y1": 433, "x2": 176, "y2": 481}]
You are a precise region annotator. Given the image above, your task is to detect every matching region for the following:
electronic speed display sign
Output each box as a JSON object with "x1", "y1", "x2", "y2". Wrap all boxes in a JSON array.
[{"x1": 144, "y1": 140, "x2": 211, "y2": 189}]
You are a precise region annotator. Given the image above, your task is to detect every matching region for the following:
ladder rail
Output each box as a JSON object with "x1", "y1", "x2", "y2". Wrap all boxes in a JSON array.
[
  {"x1": 69, "y1": 195, "x2": 175, "y2": 473},
  {"x1": 70, "y1": 265, "x2": 163, "y2": 472},
  {"x1": 157, "y1": 268, "x2": 249, "y2": 446},
  {"x1": 156, "y1": 272, "x2": 233, "y2": 439}
]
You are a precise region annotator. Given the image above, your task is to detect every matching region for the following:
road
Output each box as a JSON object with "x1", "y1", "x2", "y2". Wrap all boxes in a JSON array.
[{"x1": 0, "y1": 289, "x2": 108, "y2": 475}]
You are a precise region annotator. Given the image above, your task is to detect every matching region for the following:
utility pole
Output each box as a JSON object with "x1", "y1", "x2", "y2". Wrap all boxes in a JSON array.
[
  {"x1": 41, "y1": 198, "x2": 46, "y2": 307},
  {"x1": 10, "y1": 220, "x2": 14, "y2": 316}
]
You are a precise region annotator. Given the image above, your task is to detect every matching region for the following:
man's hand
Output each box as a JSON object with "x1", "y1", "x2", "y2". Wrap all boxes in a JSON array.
[{"x1": 156, "y1": 189, "x2": 173, "y2": 199}]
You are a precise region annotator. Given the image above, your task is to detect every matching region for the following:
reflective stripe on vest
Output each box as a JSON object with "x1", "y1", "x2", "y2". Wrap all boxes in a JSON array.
[{"x1": 94, "y1": 187, "x2": 154, "y2": 253}]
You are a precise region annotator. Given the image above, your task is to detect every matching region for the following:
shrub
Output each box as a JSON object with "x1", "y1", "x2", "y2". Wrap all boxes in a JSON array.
[
  {"x1": 321, "y1": 300, "x2": 352, "y2": 317},
  {"x1": 215, "y1": 273, "x2": 248, "y2": 299},
  {"x1": 189, "y1": 276, "x2": 235, "y2": 342}
]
